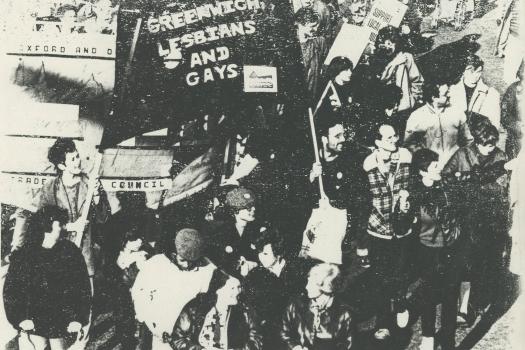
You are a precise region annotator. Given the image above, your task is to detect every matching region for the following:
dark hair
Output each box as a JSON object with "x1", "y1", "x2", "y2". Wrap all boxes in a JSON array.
[
  {"x1": 464, "y1": 54, "x2": 484, "y2": 71},
  {"x1": 326, "y1": 56, "x2": 354, "y2": 81},
  {"x1": 411, "y1": 148, "x2": 439, "y2": 176},
  {"x1": 295, "y1": 7, "x2": 320, "y2": 25},
  {"x1": 204, "y1": 269, "x2": 240, "y2": 305},
  {"x1": 380, "y1": 84, "x2": 403, "y2": 110},
  {"x1": 372, "y1": 122, "x2": 395, "y2": 143},
  {"x1": 121, "y1": 225, "x2": 144, "y2": 250},
  {"x1": 253, "y1": 227, "x2": 285, "y2": 257},
  {"x1": 57, "y1": 4, "x2": 77, "y2": 16},
  {"x1": 375, "y1": 25, "x2": 401, "y2": 47},
  {"x1": 422, "y1": 80, "x2": 448, "y2": 104},
  {"x1": 29, "y1": 205, "x2": 69, "y2": 246},
  {"x1": 48, "y1": 138, "x2": 77, "y2": 171},
  {"x1": 474, "y1": 122, "x2": 499, "y2": 146},
  {"x1": 317, "y1": 112, "x2": 344, "y2": 137}
]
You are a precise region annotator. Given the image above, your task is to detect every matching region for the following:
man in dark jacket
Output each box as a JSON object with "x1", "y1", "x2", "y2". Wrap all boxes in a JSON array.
[
  {"x1": 4, "y1": 205, "x2": 91, "y2": 350},
  {"x1": 167, "y1": 270, "x2": 262, "y2": 350},
  {"x1": 305, "y1": 113, "x2": 370, "y2": 266}
]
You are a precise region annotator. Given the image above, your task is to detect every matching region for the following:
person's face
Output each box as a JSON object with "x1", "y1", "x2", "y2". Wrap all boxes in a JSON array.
[
  {"x1": 385, "y1": 103, "x2": 399, "y2": 117},
  {"x1": 258, "y1": 243, "x2": 279, "y2": 269},
  {"x1": 305, "y1": 274, "x2": 323, "y2": 299},
  {"x1": 349, "y1": 0, "x2": 367, "y2": 24},
  {"x1": 236, "y1": 206, "x2": 256, "y2": 222},
  {"x1": 171, "y1": 253, "x2": 196, "y2": 271},
  {"x1": 217, "y1": 277, "x2": 242, "y2": 306},
  {"x1": 336, "y1": 68, "x2": 353, "y2": 84},
  {"x1": 433, "y1": 84, "x2": 450, "y2": 108},
  {"x1": 378, "y1": 39, "x2": 396, "y2": 57},
  {"x1": 324, "y1": 124, "x2": 345, "y2": 153},
  {"x1": 477, "y1": 143, "x2": 496, "y2": 156},
  {"x1": 126, "y1": 238, "x2": 143, "y2": 252},
  {"x1": 58, "y1": 150, "x2": 82, "y2": 175},
  {"x1": 463, "y1": 65, "x2": 483, "y2": 87},
  {"x1": 420, "y1": 161, "x2": 442, "y2": 185},
  {"x1": 298, "y1": 21, "x2": 319, "y2": 39},
  {"x1": 376, "y1": 125, "x2": 399, "y2": 153}
]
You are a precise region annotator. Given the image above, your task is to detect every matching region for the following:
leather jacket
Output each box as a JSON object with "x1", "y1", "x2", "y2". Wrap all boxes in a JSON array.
[
  {"x1": 280, "y1": 294, "x2": 354, "y2": 350},
  {"x1": 168, "y1": 294, "x2": 262, "y2": 350}
]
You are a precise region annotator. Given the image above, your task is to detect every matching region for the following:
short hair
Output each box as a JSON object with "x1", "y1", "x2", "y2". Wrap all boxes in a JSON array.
[
  {"x1": 464, "y1": 54, "x2": 484, "y2": 71},
  {"x1": 373, "y1": 122, "x2": 395, "y2": 143},
  {"x1": 308, "y1": 263, "x2": 341, "y2": 294},
  {"x1": 29, "y1": 205, "x2": 69, "y2": 246},
  {"x1": 326, "y1": 56, "x2": 354, "y2": 81},
  {"x1": 48, "y1": 138, "x2": 77, "y2": 171},
  {"x1": 411, "y1": 148, "x2": 439, "y2": 176},
  {"x1": 422, "y1": 80, "x2": 448, "y2": 104},
  {"x1": 253, "y1": 227, "x2": 285, "y2": 257},
  {"x1": 474, "y1": 122, "x2": 499, "y2": 146},
  {"x1": 295, "y1": 7, "x2": 320, "y2": 25},
  {"x1": 317, "y1": 112, "x2": 344, "y2": 138},
  {"x1": 375, "y1": 25, "x2": 401, "y2": 47}
]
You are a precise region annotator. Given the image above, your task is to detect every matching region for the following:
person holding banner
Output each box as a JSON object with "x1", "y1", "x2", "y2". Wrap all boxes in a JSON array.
[
  {"x1": 11, "y1": 138, "x2": 110, "y2": 285},
  {"x1": 363, "y1": 123, "x2": 413, "y2": 340},
  {"x1": 296, "y1": 7, "x2": 330, "y2": 100},
  {"x1": 4, "y1": 205, "x2": 91, "y2": 350},
  {"x1": 302, "y1": 113, "x2": 370, "y2": 266}
]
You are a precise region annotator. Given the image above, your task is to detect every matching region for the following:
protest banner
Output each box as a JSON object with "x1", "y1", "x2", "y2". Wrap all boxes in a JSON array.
[
  {"x1": 324, "y1": 23, "x2": 373, "y2": 66},
  {"x1": 100, "y1": 0, "x2": 305, "y2": 148},
  {"x1": 363, "y1": 0, "x2": 408, "y2": 43},
  {"x1": 0, "y1": 102, "x2": 93, "y2": 211}
]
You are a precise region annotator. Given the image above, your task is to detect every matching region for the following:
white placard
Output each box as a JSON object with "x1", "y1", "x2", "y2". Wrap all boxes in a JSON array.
[
  {"x1": 243, "y1": 65, "x2": 278, "y2": 93},
  {"x1": 324, "y1": 23, "x2": 373, "y2": 66}
]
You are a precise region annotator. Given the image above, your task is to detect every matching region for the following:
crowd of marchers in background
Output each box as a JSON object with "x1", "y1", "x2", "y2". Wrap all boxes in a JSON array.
[{"x1": 2, "y1": 0, "x2": 524, "y2": 350}]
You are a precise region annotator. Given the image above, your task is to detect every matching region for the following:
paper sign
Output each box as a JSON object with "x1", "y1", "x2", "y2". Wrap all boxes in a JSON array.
[
  {"x1": 324, "y1": 23, "x2": 373, "y2": 66},
  {"x1": 243, "y1": 66, "x2": 278, "y2": 93},
  {"x1": 363, "y1": 0, "x2": 408, "y2": 43},
  {"x1": 100, "y1": 177, "x2": 173, "y2": 192}
]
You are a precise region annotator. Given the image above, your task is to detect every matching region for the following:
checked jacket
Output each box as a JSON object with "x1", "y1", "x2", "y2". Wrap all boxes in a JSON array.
[{"x1": 363, "y1": 148, "x2": 412, "y2": 239}]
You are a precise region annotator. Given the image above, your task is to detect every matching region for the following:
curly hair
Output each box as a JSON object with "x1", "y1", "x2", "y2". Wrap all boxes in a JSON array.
[{"x1": 48, "y1": 138, "x2": 77, "y2": 171}]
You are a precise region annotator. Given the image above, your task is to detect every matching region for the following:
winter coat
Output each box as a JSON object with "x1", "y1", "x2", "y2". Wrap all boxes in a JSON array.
[
  {"x1": 206, "y1": 220, "x2": 263, "y2": 274},
  {"x1": 405, "y1": 104, "x2": 473, "y2": 166},
  {"x1": 448, "y1": 79, "x2": 502, "y2": 130},
  {"x1": 130, "y1": 254, "x2": 216, "y2": 337},
  {"x1": 3, "y1": 240, "x2": 91, "y2": 338},
  {"x1": 280, "y1": 294, "x2": 354, "y2": 350},
  {"x1": 363, "y1": 148, "x2": 413, "y2": 240},
  {"x1": 12, "y1": 174, "x2": 110, "y2": 276},
  {"x1": 169, "y1": 294, "x2": 262, "y2": 350},
  {"x1": 369, "y1": 52, "x2": 424, "y2": 112}
]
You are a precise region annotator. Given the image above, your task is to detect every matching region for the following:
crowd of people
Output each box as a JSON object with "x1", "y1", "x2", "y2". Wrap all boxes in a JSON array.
[{"x1": 2, "y1": 0, "x2": 524, "y2": 350}]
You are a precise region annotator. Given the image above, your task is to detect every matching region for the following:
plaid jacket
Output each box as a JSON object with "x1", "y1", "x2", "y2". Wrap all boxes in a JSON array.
[{"x1": 364, "y1": 148, "x2": 412, "y2": 239}]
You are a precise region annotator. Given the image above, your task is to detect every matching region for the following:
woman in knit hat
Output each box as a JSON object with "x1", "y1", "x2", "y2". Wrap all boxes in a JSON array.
[{"x1": 206, "y1": 187, "x2": 265, "y2": 277}]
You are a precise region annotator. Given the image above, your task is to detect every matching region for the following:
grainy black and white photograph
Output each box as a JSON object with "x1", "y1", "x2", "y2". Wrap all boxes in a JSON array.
[{"x1": 0, "y1": 0, "x2": 524, "y2": 349}]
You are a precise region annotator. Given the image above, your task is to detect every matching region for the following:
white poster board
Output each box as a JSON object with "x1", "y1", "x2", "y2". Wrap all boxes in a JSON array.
[
  {"x1": 324, "y1": 23, "x2": 373, "y2": 66},
  {"x1": 363, "y1": 0, "x2": 408, "y2": 43}
]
